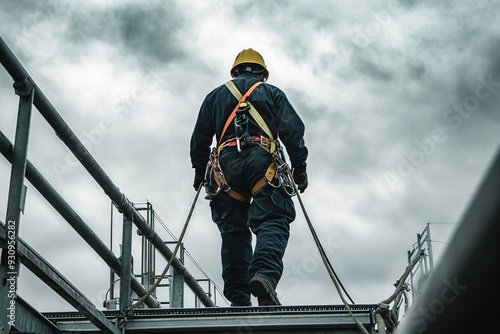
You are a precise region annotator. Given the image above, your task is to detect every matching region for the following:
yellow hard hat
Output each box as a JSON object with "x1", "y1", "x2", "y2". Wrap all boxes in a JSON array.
[{"x1": 230, "y1": 48, "x2": 269, "y2": 81}]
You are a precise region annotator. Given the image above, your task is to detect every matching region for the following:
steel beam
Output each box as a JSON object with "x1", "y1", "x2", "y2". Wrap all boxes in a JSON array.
[
  {"x1": 0, "y1": 37, "x2": 32, "y2": 83},
  {"x1": 397, "y1": 148, "x2": 500, "y2": 334},
  {"x1": 0, "y1": 221, "x2": 120, "y2": 334},
  {"x1": 0, "y1": 35, "x2": 215, "y2": 308},
  {"x1": 0, "y1": 131, "x2": 159, "y2": 309},
  {"x1": 8, "y1": 296, "x2": 58, "y2": 334}
]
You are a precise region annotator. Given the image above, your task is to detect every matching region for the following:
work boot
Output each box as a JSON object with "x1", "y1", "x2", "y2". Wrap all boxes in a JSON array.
[{"x1": 249, "y1": 275, "x2": 281, "y2": 306}]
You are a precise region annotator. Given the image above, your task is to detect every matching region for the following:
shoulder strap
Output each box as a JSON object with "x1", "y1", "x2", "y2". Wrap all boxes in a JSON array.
[
  {"x1": 218, "y1": 81, "x2": 263, "y2": 146},
  {"x1": 224, "y1": 81, "x2": 274, "y2": 141}
]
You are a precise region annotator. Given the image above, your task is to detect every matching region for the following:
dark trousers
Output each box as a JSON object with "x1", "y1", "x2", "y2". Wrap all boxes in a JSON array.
[{"x1": 210, "y1": 147, "x2": 295, "y2": 305}]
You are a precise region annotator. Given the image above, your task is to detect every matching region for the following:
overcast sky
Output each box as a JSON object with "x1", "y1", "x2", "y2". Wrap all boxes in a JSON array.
[{"x1": 1, "y1": 0, "x2": 499, "y2": 312}]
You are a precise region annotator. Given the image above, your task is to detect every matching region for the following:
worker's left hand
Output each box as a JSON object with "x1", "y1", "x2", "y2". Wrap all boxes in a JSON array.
[
  {"x1": 193, "y1": 173, "x2": 205, "y2": 190},
  {"x1": 293, "y1": 171, "x2": 308, "y2": 193}
]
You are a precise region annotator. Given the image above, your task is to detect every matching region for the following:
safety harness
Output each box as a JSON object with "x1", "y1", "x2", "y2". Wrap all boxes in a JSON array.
[{"x1": 204, "y1": 80, "x2": 295, "y2": 202}]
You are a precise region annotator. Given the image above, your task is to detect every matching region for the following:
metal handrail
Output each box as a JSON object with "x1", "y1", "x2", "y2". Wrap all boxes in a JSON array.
[{"x1": 0, "y1": 36, "x2": 214, "y2": 307}]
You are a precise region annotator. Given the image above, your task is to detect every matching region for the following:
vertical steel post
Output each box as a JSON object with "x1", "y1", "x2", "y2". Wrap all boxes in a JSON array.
[
  {"x1": 416, "y1": 233, "x2": 425, "y2": 295},
  {"x1": 144, "y1": 202, "x2": 154, "y2": 291},
  {"x1": 0, "y1": 83, "x2": 34, "y2": 333},
  {"x1": 169, "y1": 241, "x2": 185, "y2": 308},
  {"x1": 138, "y1": 202, "x2": 155, "y2": 293},
  {"x1": 140, "y1": 205, "x2": 147, "y2": 290},
  {"x1": 420, "y1": 232, "x2": 429, "y2": 275},
  {"x1": 149, "y1": 203, "x2": 155, "y2": 291},
  {"x1": 109, "y1": 201, "x2": 115, "y2": 303},
  {"x1": 425, "y1": 223, "x2": 434, "y2": 271},
  {"x1": 119, "y1": 215, "x2": 133, "y2": 316},
  {"x1": 407, "y1": 250, "x2": 415, "y2": 300},
  {"x1": 170, "y1": 268, "x2": 184, "y2": 308}
]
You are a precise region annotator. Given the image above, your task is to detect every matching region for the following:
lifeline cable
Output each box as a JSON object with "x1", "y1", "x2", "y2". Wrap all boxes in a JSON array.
[
  {"x1": 380, "y1": 249, "x2": 425, "y2": 305},
  {"x1": 127, "y1": 182, "x2": 204, "y2": 313},
  {"x1": 374, "y1": 250, "x2": 426, "y2": 332},
  {"x1": 290, "y1": 173, "x2": 354, "y2": 303},
  {"x1": 288, "y1": 169, "x2": 370, "y2": 334}
]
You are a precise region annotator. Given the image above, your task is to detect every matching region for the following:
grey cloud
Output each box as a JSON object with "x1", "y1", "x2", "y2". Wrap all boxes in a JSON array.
[
  {"x1": 228, "y1": 0, "x2": 342, "y2": 62},
  {"x1": 1, "y1": 0, "x2": 499, "y2": 312},
  {"x1": 350, "y1": 51, "x2": 394, "y2": 82},
  {"x1": 0, "y1": 0, "x2": 61, "y2": 14},
  {"x1": 407, "y1": 62, "x2": 426, "y2": 81},
  {"x1": 486, "y1": 37, "x2": 500, "y2": 80},
  {"x1": 63, "y1": 2, "x2": 188, "y2": 69},
  {"x1": 0, "y1": 0, "x2": 190, "y2": 70}
]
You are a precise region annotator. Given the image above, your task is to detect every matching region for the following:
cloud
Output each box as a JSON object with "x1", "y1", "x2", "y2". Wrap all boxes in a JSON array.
[
  {"x1": 0, "y1": 0, "x2": 498, "y2": 315},
  {"x1": 62, "y1": 2, "x2": 189, "y2": 69}
]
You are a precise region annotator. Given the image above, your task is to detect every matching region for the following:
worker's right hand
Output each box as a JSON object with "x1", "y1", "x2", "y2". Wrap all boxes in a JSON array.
[
  {"x1": 293, "y1": 171, "x2": 308, "y2": 193},
  {"x1": 193, "y1": 173, "x2": 205, "y2": 191}
]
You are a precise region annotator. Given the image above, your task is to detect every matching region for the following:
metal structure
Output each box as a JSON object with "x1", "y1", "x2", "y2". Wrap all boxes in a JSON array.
[
  {"x1": 397, "y1": 148, "x2": 500, "y2": 334},
  {"x1": 43, "y1": 305, "x2": 377, "y2": 334},
  {"x1": 406, "y1": 224, "x2": 433, "y2": 301},
  {"x1": 105, "y1": 201, "x2": 190, "y2": 310},
  {"x1": 1, "y1": 33, "x2": 499, "y2": 333},
  {"x1": 372, "y1": 224, "x2": 436, "y2": 332},
  {"x1": 408, "y1": 224, "x2": 434, "y2": 299},
  {"x1": 0, "y1": 35, "x2": 215, "y2": 333},
  {"x1": 135, "y1": 202, "x2": 157, "y2": 296}
]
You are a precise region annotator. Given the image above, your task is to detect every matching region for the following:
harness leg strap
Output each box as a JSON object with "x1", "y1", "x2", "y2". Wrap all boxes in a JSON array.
[
  {"x1": 251, "y1": 162, "x2": 277, "y2": 195},
  {"x1": 214, "y1": 161, "x2": 277, "y2": 202}
]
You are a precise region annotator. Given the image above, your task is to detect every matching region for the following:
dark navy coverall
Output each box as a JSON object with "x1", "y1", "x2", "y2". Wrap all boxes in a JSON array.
[{"x1": 190, "y1": 72, "x2": 308, "y2": 305}]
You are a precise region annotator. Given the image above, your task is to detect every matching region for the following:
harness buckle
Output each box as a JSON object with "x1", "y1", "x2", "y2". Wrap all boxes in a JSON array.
[
  {"x1": 234, "y1": 103, "x2": 251, "y2": 156},
  {"x1": 204, "y1": 148, "x2": 229, "y2": 198},
  {"x1": 268, "y1": 141, "x2": 296, "y2": 197},
  {"x1": 259, "y1": 136, "x2": 276, "y2": 154}
]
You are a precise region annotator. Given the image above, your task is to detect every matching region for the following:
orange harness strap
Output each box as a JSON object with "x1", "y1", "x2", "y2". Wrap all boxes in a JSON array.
[{"x1": 218, "y1": 81, "x2": 262, "y2": 147}]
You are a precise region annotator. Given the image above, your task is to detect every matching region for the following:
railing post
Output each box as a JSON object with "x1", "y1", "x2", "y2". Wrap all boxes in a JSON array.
[
  {"x1": 170, "y1": 268, "x2": 184, "y2": 308},
  {"x1": 0, "y1": 82, "x2": 34, "y2": 333},
  {"x1": 119, "y1": 215, "x2": 133, "y2": 318},
  {"x1": 425, "y1": 223, "x2": 434, "y2": 271},
  {"x1": 165, "y1": 240, "x2": 185, "y2": 308}
]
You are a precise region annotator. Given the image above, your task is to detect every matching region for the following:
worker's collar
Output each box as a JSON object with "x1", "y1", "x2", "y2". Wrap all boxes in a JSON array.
[{"x1": 236, "y1": 72, "x2": 264, "y2": 81}]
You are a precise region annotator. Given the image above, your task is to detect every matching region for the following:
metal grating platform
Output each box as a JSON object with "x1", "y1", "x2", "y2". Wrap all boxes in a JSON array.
[{"x1": 43, "y1": 304, "x2": 377, "y2": 333}]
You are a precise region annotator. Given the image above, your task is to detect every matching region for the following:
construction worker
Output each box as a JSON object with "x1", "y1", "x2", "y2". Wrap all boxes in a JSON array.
[{"x1": 190, "y1": 48, "x2": 308, "y2": 306}]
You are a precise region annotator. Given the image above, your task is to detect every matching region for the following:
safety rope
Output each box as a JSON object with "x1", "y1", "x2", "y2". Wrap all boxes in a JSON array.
[
  {"x1": 119, "y1": 183, "x2": 204, "y2": 328},
  {"x1": 287, "y1": 168, "x2": 370, "y2": 334},
  {"x1": 375, "y1": 249, "x2": 426, "y2": 332},
  {"x1": 119, "y1": 169, "x2": 369, "y2": 334},
  {"x1": 380, "y1": 249, "x2": 424, "y2": 305}
]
